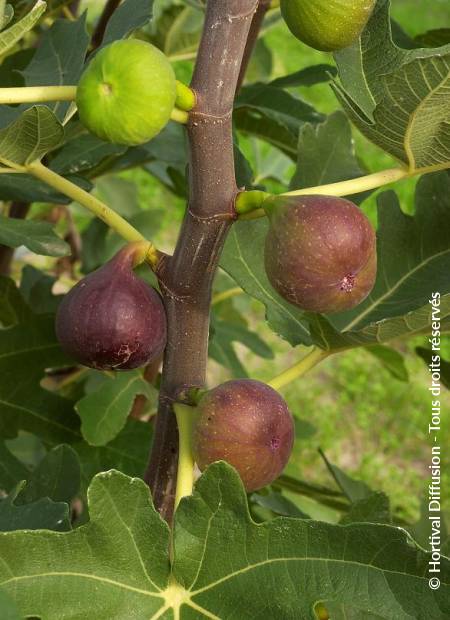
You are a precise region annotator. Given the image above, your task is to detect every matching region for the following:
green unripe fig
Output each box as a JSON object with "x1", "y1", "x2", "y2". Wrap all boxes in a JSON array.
[
  {"x1": 193, "y1": 379, "x2": 295, "y2": 492},
  {"x1": 76, "y1": 39, "x2": 177, "y2": 146},
  {"x1": 264, "y1": 195, "x2": 377, "y2": 314},
  {"x1": 280, "y1": 0, "x2": 376, "y2": 52}
]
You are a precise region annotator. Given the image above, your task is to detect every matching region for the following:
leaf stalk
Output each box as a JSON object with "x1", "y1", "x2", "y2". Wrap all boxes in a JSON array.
[
  {"x1": 268, "y1": 347, "x2": 329, "y2": 391},
  {"x1": 26, "y1": 161, "x2": 160, "y2": 268},
  {"x1": 235, "y1": 165, "x2": 448, "y2": 218},
  {"x1": 173, "y1": 403, "x2": 197, "y2": 510},
  {"x1": 0, "y1": 85, "x2": 77, "y2": 104}
]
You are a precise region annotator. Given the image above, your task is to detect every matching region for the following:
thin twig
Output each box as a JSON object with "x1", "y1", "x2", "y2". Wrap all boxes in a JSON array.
[
  {"x1": 91, "y1": 0, "x2": 121, "y2": 50},
  {"x1": 236, "y1": 0, "x2": 271, "y2": 92}
]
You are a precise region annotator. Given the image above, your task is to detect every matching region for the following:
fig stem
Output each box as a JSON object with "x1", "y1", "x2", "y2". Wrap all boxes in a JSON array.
[
  {"x1": 268, "y1": 347, "x2": 329, "y2": 391},
  {"x1": 173, "y1": 403, "x2": 196, "y2": 510},
  {"x1": 235, "y1": 164, "x2": 450, "y2": 218},
  {"x1": 211, "y1": 286, "x2": 243, "y2": 306},
  {"x1": 26, "y1": 161, "x2": 160, "y2": 268},
  {"x1": 0, "y1": 85, "x2": 77, "y2": 104},
  {"x1": 170, "y1": 107, "x2": 189, "y2": 125},
  {"x1": 175, "y1": 81, "x2": 196, "y2": 112}
]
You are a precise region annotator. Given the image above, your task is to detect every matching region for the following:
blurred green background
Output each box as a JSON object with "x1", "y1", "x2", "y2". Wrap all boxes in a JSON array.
[{"x1": 77, "y1": 0, "x2": 450, "y2": 521}]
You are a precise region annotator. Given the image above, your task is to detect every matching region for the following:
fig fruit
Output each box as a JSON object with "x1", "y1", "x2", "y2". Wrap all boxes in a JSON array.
[
  {"x1": 193, "y1": 379, "x2": 294, "y2": 492},
  {"x1": 280, "y1": 0, "x2": 376, "y2": 52},
  {"x1": 76, "y1": 39, "x2": 176, "y2": 146},
  {"x1": 56, "y1": 245, "x2": 167, "y2": 370},
  {"x1": 264, "y1": 195, "x2": 377, "y2": 314}
]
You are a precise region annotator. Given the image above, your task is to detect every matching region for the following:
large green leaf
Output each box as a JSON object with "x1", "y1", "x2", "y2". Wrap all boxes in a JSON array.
[
  {"x1": 17, "y1": 444, "x2": 80, "y2": 505},
  {"x1": 19, "y1": 265, "x2": 62, "y2": 314},
  {"x1": 0, "y1": 214, "x2": 69, "y2": 257},
  {"x1": 50, "y1": 133, "x2": 127, "y2": 175},
  {"x1": 209, "y1": 318, "x2": 274, "y2": 378},
  {"x1": 340, "y1": 492, "x2": 392, "y2": 525},
  {"x1": 0, "y1": 587, "x2": 21, "y2": 620},
  {"x1": 220, "y1": 218, "x2": 312, "y2": 347},
  {"x1": 309, "y1": 294, "x2": 450, "y2": 351},
  {"x1": 1, "y1": 466, "x2": 448, "y2": 619},
  {"x1": 416, "y1": 346, "x2": 450, "y2": 389},
  {"x1": 290, "y1": 111, "x2": 369, "y2": 204},
  {"x1": 0, "y1": 314, "x2": 80, "y2": 443},
  {"x1": 0, "y1": 172, "x2": 92, "y2": 204},
  {"x1": 333, "y1": 0, "x2": 450, "y2": 170},
  {"x1": 174, "y1": 464, "x2": 449, "y2": 618},
  {"x1": 0, "y1": 0, "x2": 45, "y2": 58},
  {"x1": 21, "y1": 14, "x2": 89, "y2": 121},
  {"x1": 74, "y1": 419, "x2": 153, "y2": 493},
  {"x1": 163, "y1": 6, "x2": 203, "y2": 59},
  {"x1": 0, "y1": 276, "x2": 31, "y2": 327},
  {"x1": 0, "y1": 106, "x2": 64, "y2": 166},
  {"x1": 76, "y1": 371, "x2": 156, "y2": 447},
  {"x1": 102, "y1": 0, "x2": 155, "y2": 47},
  {"x1": 0, "y1": 481, "x2": 69, "y2": 532},
  {"x1": 235, "y1": 84, "x2": 323, "y2": 158},
  {"x1": 0, "y1": 471, "x2": 170, "y2": 618},
  {"x1": 269, "y1": 64, "x2": 337, "y2": 89},
  {"x1": 366, "y1": 345, "x2": 409, "y2": 381},
  {"x1": 0, "y1": 442, "x2": 29, "y2": 493}
]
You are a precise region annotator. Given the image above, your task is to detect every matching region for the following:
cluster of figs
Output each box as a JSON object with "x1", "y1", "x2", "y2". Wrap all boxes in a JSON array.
[
  {"x1": 58, "y1": 0, "x2": 378, "y2": 492},
  {"x1": 57, "y1": 193, "x2": 377, "y2": 491}
]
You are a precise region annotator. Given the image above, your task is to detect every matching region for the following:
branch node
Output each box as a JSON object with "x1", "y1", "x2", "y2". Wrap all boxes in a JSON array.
[
  {"x1": 189, "y1": 110, "x2": 233, "y2": 126},
  {"x1": 187, "y1": 207, "x2": 237, "y2": 224}
]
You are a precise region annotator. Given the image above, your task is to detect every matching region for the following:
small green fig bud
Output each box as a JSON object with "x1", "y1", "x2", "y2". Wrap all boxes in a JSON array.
[
  {"x1": 280, "y1": 0, "x2": 376, "y2": 52},
  {"x1": 193, "y1": 379, "x2": 295, "y2": 492},
  {"x1": 56, "y1": 245, "x2": 167, "y2": 370},
  {"x1": 264, "y1": 195, "x2": 377, "y2": 314}
]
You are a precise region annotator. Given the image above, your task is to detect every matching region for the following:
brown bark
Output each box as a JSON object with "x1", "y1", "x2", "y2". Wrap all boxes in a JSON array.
[
  {"x1": 237, "y1": 0, "x2": 272, "y2": 91},
  {"x1": 144, "y1": 0, "x2": 258, "y2": 522},
  {"x1": 91, "y1": 0, "x2": 121, "y2": 50}
]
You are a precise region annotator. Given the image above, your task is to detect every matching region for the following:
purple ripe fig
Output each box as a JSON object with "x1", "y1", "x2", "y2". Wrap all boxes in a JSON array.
[
  {"x1": 264, "y1": 195, "x2": 377, "y2": 314},
  {"x1": 193, "y1": 379, "x2": 295, "y2": 492},
  {"x1": 56, "y1": 245, "x2": 167, "y2": 370}
]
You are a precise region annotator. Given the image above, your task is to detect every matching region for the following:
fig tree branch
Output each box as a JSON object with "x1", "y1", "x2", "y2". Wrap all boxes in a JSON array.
[
  {"x1": 144, "y1": 0, "x2": 259, "y2": 522},
  {"x1": 91, "y1": 0, "x2": 121, "y2": 50},
  {"x1": 237, "y1": 0, "x2": 271, "y2": 91}
]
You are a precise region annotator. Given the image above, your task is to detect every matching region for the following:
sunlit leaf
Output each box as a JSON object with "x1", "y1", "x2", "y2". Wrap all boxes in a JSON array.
[{"x1": 0, "y1": 106, "x2": 64, "y2": 166}]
